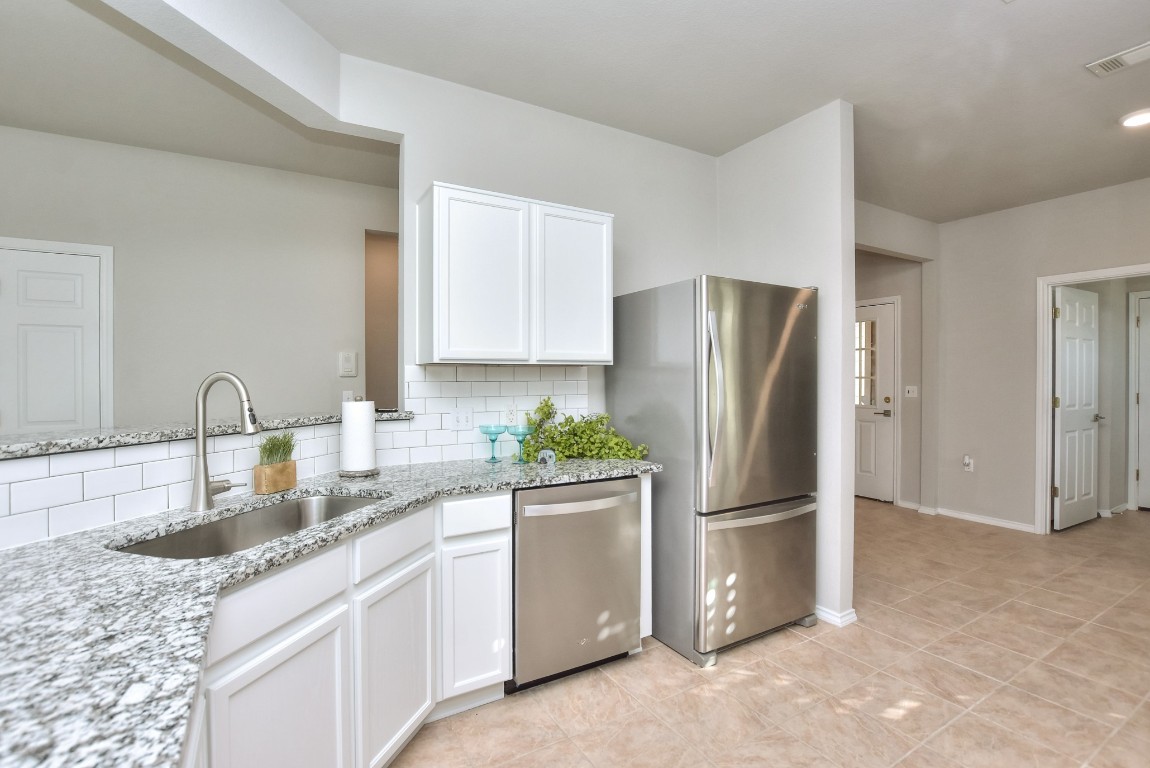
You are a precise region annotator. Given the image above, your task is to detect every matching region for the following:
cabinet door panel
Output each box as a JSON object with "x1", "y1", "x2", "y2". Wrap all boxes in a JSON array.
[
  {"x1": 533, "y1": 204, "x2": 613, "y2": 363},
  {"x1": 440, "y1": 535, "x2": 511, "y2": 698},
  {"x1": 355, "y1": 553, "x2": 436, "y2": 768},
  {"x1": 437, "y1": 187, "x2": 530, "y2": 360},
  {"x1": 207, "y1": 607, "x2": 352, "y2": 768}
]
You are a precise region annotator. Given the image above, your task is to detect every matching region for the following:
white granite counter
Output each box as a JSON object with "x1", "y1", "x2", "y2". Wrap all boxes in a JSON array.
[
  {"x1": 0, "y1": 411, "x2": 414, "y2": 460},
  {"x1": 0, "y1": 457, "x2": 659, "y2": 767}
]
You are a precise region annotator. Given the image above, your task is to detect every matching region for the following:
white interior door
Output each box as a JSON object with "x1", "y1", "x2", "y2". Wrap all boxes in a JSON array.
[
  {"x1": 1136, "y1": 297, "x2": 1150, "y2": 507},
  {"x1": 0, "y1": 248, "x2": 103, "y2": 433},
  {"x1": 854, "y1": 302, "x2": 895, "y2": 502},
  {"x1": 1053, "y1": 286, "x2": 1099, "y2": 530}
]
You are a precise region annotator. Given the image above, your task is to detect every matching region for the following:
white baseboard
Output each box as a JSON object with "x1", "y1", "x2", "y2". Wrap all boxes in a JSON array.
[
  {"x1": 427, "y1": 683, "x2": 503, "y2": 722},
  {"x1": 895, "y1": 499, "x2": 920, "y2": 511},
  {"x1": 917, "y1": 506, "x2": 938, "y2": 516},
  {"x1": 814, "y1": 606, "x2": 858, "y2": 627},
  {"x1": 1098, "y1": 504, "x2": 1126, "y2": 518},
  {"x1": 936, "y1": 507, "x2": 1038, "y2": 533}
]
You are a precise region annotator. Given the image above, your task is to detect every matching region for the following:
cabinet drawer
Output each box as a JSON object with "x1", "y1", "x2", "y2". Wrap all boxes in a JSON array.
[
  {"x1": 354, "y1": 506, "x2": 434, "y2": 585},
  {"x1": 208, "y1": 544, "x2": 348, "y2": 665},
  {"x1": 441, "y1": 493, "x2": 511, "y2": 537}
]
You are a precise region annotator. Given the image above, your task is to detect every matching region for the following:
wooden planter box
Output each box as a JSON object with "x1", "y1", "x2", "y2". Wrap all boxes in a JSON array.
[{"x1": 254, "y1": 460, "x2": 297, "y2": 494}]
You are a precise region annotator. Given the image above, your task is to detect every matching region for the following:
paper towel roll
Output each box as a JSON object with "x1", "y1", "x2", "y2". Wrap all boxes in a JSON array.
[{"x1": 340, "y1": 400, "x2": 377, "y2": 473}]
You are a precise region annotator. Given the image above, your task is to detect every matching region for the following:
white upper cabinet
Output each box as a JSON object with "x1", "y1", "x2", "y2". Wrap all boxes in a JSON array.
[{"x1": 418, "y1": 183, "x2": 613, "y2": 365}]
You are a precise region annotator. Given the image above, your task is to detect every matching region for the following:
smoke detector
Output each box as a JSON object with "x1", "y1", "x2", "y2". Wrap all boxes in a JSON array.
[{"x1": 1087, "y1": 40, "x2": 1150, "y2": 77}]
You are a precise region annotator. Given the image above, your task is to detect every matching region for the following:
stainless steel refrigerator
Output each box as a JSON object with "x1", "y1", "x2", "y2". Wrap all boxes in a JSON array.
[{"x1": 606, "y1": 275, "x2": 817, "y2": 667}]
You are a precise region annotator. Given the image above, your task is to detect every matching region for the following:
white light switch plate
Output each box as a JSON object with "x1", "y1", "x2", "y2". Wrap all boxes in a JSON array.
[
  {"x1": 904, "y1": 385, "x2": 918, "y2": 398},
  {"x1": 447, "y1": 407, "x2": 473, "y2": 430}
]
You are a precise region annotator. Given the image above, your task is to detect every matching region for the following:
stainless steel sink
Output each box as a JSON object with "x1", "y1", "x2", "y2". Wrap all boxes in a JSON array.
[{"x1": 118, "y1": 495, "x2": 382, "y2": 559}]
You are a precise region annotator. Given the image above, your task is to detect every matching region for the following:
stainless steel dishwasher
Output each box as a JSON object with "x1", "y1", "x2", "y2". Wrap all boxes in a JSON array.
[{"x1": 510, "y1": 477, "x2": 641, "y2": 689}]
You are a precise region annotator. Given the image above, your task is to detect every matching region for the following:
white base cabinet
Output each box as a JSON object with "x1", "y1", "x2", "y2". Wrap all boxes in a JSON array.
[{"x1": 417, "y1": 183, "x2": 613, "y2": 365}]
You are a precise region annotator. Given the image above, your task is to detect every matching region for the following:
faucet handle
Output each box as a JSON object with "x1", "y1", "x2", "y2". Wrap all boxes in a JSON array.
[{"x1": 209, "y1": 479, "x2": 247, "y2": 496}]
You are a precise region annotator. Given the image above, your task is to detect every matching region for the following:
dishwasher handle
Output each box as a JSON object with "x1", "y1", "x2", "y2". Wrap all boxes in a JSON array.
[{"x1": 521, "y1": 491, "x2": 638, "y2": 518}]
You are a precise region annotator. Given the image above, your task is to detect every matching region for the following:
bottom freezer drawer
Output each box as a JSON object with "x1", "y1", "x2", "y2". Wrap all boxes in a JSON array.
[{"x1": 695, "y1": 498, "x2": 816, "y2": 653}]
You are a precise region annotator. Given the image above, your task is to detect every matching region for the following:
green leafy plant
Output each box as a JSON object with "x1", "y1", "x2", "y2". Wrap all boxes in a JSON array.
[
  {"x1": 521, "y1": 397, "x2": 648, "y2": 462},
  {"x1": 258, "y1": 432, "x2": 296, "y2": 466}
]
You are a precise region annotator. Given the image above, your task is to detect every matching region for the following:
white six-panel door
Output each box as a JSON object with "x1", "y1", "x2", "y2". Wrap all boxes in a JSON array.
[
  {"x1": 0, "y1": 247, "x2": 103, "y2": 433},
  {"x1": 1053, "y1": 286, "x2": 1099, "y2": 530},
  {"x1": 854, "y1": 302, "x2": 896, "y2": 502}
]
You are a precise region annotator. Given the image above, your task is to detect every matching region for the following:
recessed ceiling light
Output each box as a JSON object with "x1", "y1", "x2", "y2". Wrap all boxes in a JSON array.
[{"x1": 1122, "y1": 109, "x2": 1150, "y2": 128}]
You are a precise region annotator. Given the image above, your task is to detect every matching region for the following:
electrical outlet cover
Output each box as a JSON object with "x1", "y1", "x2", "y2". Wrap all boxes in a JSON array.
[{"x1": 503, "y1": 406, "x2": 517, "y2": 426}]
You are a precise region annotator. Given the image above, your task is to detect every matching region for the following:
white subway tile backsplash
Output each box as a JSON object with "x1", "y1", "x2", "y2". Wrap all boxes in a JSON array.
[
  {"x1": 376, "y1": 420, "x2": 411, "y2": 433},
  {"x1": 405, "y1": 398, "x2": 426, "y2": 415},
  {"x1": 455, "y1": 365, "x2": 486, "y2": 381},
  {"x1": 299, "y1": 438, "x2": 328, "y2": 459},
  {"x1": 114, "y1": 488, "x2": 169, "y2": 522},
  {"x1": 0, "y1": 484, "x2": 8, "y2": 516},
  {"x1": 12, "y1": 475, "x2": 84, "y2": 514},
  {"x1": 566, "y1": 366, "x2": 588, "y2": 380},
  {"x1": 315, "y1": 453, "x2": 340, "y2": 474},
  {"x1": 539, "y1": 367, "x2": 567, "y2": 381},
  {"x1": 49, "y1": 498, "x2": 114, "y2": 536},
  {"x1": 115, "y1": 443, "x2": 170, "y2": 466},
  {"x1": 213, "y1": 434, "x2": 254, "y2": 452},
  {"x1": 427, "y1": 430, "x2": 457, "y2": 446},
  {"x1": 472, "y1": 382, "x2": 501, "y2": 397},
  {"x1": 232, "y1": 448, "x2": 260, "y2": 473},
  {"x1": 295, "y1": 458, "x2": 317, "y2": 480},
  {"x1": 410, "y1": 446, "x2": 442, "y2": 464},
  {"x1": 50, "y1": 449, "x2": 114, "y2": 476},
  {"x1": 0, "y1": 510, "x2": 48, "y2": 550},
  {"x1": 441, "y1": 382, "x2": 472, "y2": 397},
  {"x1": 457, "y1": 397, "x2": 487, "y2": 412},
  {"x1": 409, "y1": 415, "x2": 441, "y2": 431},
  {"x1": 442, "y1": 444, "x2": 472, "y2": 461},
  {"x1": 142, "y1": 457, "x2": 193, "y2": 488},
  {"x1": 326, "y1": 437, "x2": 341, "y2": 454},
  {"x1": 393, "y1": 431, "x2": 427, "y2": 449},
  {"x1": 376, "y1": 448, "x2": 409, "y2": 466},
  {"x1": 426, "y1": 366, "x2": 457, "y2": 382},
  {"x1": 168, "y1": 481, "x2": 192, "y2": 509},
  {"x1": 84, "y1": 465, "x2": 142, "y2": 501},
  {"x1": 486, "y1": 396, "x2": 514, "y2": 411},
  {"x1": 169, "y1": 439, "x2": 197, "y2": 458},
  {"x1": 314, "y1": 424, "x2": 340, "y2": 438},
  {"x1": 485, "y1": 366, "x2": 515, "y2": 381},
  {"x1": 500, "y1": 382, "x2": 527, "y2": 397},
  {"x1": 472, "y1": 443, "x2": 494, "y2": 460},
  {"x1": 426, "y1": 398, "x2": 456, "y2": 413},
  {"x1": 566, "y1": 395, "x2": 589, "y2": 409},
  {"x1": 578, "y1": 380, "x2": 589, "y2": 395},
  {"x1": 206, "y1": 452, "x2": 233, "y2": 476},
  {"x1": 408, "y1": 381, "x2": 442, "y2": 399},
  {"x1": 404, "y1": 364, "x2": 426, "y2": 382},
  {"x1": 527, "y1": 381, "x2": 554, "y2": 396},
  {"x1": 553, "y1": 380, "x2": 579, "y2": 395},
  {"x1": 0, "y1": 457, "x2": 50, "y2": 484},
  {"x1": 374, "y1": 433, "x2": 394, "y2": 450},
  {"x1": 288, "y1": 427, "x2": 316, "y2": 441},
  {"x1": 514, "y1": 366, "x2": 541, "y2": 381}
]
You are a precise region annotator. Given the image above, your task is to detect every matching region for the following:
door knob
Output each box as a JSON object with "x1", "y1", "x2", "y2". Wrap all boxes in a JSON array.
[
  {"x1": 1093, "y1": 414, "x2": 1106, "y2": 422},
  {"x1": 873, "y1": 410, "x2": 892, "y2": 417}
]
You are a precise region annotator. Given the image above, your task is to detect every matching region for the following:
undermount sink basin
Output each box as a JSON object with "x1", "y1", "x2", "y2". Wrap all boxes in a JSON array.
[{"x1": 117, "y1": 495, "x2": 383, "y2": 559}]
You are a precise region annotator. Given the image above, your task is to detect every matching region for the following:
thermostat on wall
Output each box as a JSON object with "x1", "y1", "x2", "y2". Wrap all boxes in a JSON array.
[{"x1": 338, "y1": 350, "x2": 358, "y2": 377}]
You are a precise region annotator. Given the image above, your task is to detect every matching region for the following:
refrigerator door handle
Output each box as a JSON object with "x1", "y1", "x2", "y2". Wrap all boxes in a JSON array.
[
  {"x1": 707, "y1": 310, "x2": 726, "y2": 486},
  {"x1": 521, "y1": 491, "x2": 638, "y2": 517},
  {"x1": 705, "y1": 501, "x2": 817, "y2": 531}
]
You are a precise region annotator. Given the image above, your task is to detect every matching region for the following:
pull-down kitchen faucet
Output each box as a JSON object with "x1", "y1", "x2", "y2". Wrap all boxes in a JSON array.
[{"x1": 190, "y1": 372, "x2": 261, "y2": 512}]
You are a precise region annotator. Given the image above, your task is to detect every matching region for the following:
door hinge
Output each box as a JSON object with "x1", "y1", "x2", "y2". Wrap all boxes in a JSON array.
[
  {"x1": 1052, "y1": 396, "x2": 1060, "y2": 408},
  {"x1": 1139, "y1": 315, "x2": 1142, "y2": 328},
  {"x1": 1053, "y1": 306, "x2": 1061, "y2": 319},
  {"x1": 1138, "y1": 393, "x2": 1141, "y2": 405},
  {"x1": 1138, "y1": 469, "x2": 1141, "y2": 482},
  {"x1": 1052, "y1": 486, "x2": 1060, "y2": 498}
]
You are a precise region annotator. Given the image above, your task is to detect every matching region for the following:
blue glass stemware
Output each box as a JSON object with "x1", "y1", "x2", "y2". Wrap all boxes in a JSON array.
[
  {"x1": 506, "y1": 424, "x2": 536, "y2": 464},
  {"x1": 478, "y1": 424, "x2": 506, "y2": 463}
]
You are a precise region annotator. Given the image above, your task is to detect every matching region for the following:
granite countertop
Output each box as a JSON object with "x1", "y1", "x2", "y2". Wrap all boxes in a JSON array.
[
  {"x1": 0, "y1": 457, "x2": 660, "y2": 768},
  {"x1": 0, "y1": 411, "x2": 414, "y2": 460}
]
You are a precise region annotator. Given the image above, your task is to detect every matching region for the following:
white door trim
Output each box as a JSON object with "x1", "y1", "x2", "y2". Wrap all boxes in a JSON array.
[
  {"x1": 0, "y1": 236, "x2": 114, "y2": 427},
  {"x1": 1129, "y1": 292, "x2": 1150, "y2": 512},
  {"x1": 856, "y1": 296, "x2": 901, "y2": 506},
  {"x1": 1036, "y1": 263, "x2": 1150, "y2": 534}
]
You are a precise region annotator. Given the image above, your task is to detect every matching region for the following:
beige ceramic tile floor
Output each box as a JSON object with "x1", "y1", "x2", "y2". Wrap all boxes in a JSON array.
[{"x1": 393, "y1": 500, "x2": 1150, "y2": 767}]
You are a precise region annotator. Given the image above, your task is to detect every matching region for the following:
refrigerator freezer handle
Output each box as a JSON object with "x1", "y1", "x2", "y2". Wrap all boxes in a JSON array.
[{"x1": 707, "y1": 310, "x2": 726, "y2": 486}]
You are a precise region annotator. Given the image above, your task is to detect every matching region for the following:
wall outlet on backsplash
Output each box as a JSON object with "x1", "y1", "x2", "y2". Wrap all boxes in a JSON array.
[
  {"x1": 447, "y1": 407, "x2": 473, "y2": 430},
  {"x1": 503, "y1": 406, "x2": 518, "y2": 426}
]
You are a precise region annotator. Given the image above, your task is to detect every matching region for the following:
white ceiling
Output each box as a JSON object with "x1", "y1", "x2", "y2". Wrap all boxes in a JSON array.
[
  {"x1": 279, "y1": 0, "x2": 1150, "y2": 222},
  {"x1": 0, "y1": 0, "x2": 399, "y2": 189}
]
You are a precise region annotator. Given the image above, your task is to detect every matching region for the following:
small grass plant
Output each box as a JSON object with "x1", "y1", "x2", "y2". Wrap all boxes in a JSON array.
[{"x1": 258, "y1": 431, "x2": 296, "y2": 466}]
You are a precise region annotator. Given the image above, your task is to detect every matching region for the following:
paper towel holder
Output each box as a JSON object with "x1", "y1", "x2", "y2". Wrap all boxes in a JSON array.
[{"x1": 339, "y1": 396, "x2": 381, "y2": 479}]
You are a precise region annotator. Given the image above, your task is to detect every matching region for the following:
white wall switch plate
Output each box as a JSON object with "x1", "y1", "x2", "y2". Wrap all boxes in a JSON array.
[
  {"x1": 904, "y1": 385, "x2": 918, "y2": 398},
  {"x1": 338, "y1": 350, "x2": 358, "y2": 378},
  {"x1": 448, "y1": 407, "x2": 473, "y2": 430},
  {"x1": 963, "y1": 454, "x2": 974, "y2": 472}
]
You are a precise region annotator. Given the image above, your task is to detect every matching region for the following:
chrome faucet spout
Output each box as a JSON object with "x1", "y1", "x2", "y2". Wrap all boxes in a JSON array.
[{"x1": 190, "y1": 372, "x2": 261, "y2": 512}]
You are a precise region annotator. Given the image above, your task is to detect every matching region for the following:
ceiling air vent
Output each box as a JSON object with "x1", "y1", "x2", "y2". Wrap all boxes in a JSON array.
[{"x1": 1087, "y1": 40, "x2": 1150, "y2": 77}]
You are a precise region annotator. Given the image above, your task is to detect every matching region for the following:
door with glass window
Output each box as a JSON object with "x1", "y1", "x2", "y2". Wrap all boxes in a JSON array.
[{"x1": 855, "y1": 302, "x2": 895, "y2": 501}]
